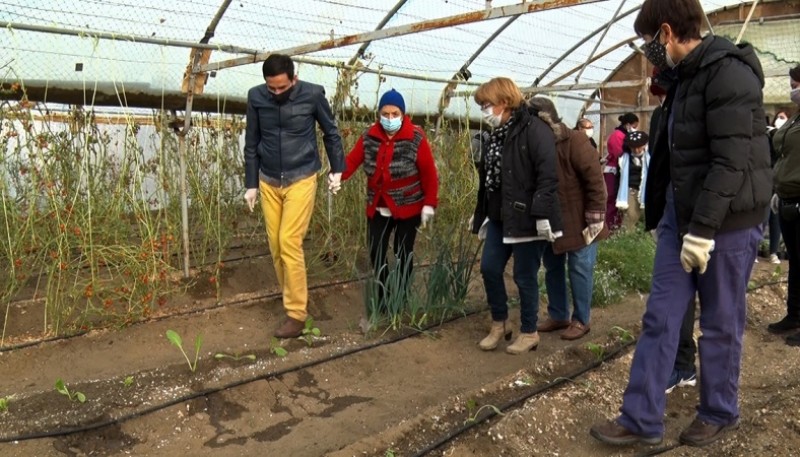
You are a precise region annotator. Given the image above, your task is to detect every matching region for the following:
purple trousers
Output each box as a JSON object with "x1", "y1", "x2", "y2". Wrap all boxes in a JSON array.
[
  {"x1": 617, "y1": 195, "x2": 761, "y2": 437},
  {"x1": 604, "y1": 172, "x2": 622, "y2": 231}
]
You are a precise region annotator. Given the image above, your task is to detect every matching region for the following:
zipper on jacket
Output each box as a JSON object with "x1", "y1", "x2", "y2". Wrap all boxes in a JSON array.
[{"x1": 279, "y1": 103, "x2": 283, "y2": 186}]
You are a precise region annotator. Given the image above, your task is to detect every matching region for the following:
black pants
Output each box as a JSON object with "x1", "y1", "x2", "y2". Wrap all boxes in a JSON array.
[
  {"x1": 674, "y1": 297, "x2": 697, "y2": 372},
  {"x1": 779, "y1": 211, "x2": 800, "y2": 320},
  {"x1": 367, "y1": 213, "x2": 421, "y2": 313}
]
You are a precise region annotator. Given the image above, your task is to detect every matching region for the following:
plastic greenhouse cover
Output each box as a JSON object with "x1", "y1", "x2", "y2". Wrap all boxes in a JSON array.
[{"x1": 0, "y1": 0, "x2": 768, "y2": 123}]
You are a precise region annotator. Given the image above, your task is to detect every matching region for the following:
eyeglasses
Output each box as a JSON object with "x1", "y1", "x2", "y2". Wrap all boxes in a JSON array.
[{"x1": 480, "y1": 103, "x2": 493, "y2": 110}]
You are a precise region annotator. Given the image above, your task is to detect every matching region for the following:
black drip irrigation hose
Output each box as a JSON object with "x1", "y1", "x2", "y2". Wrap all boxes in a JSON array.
[
  {"x1": 0, "y1": 306, "x2": 485, "y2": 443},
  {"x1": 411, "y1": 338, "x2": 639, "y2": 457},
  {"x1": 0, "y1": 274, "x2": 369, "y2": 353}
]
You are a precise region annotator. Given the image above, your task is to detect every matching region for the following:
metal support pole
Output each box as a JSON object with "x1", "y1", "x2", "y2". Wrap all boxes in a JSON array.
[
  {"x1": 735, "y1": 0, "x2": 760, "y2": 44},
  {"x1": 333, "y1": 0, "x2": 408, "y2": 113},
  {"x1": 435, "y1": 15, "x2": 520, "y2": 133},
  {"x1": 199, "y1": 0, "x2": 604, "y2": 73},
  {"x1": 177, "y1": 0, "x2": 233, "y2": 278},
  {"x1": 453, "y1": 78, "x2": 646, "y2": 97},
  {"x1": 0, "y1": 20, "x2": 255, "y2": 55},
  {"x1": 532, "y1": 4, "x2": 641, "y2": 86},
  {"x1": 547, "y1": 36, "x2": 637, "y2": 87},
  {"x1": 573, "y1": 0, "x2": 627, "y2": 84}
]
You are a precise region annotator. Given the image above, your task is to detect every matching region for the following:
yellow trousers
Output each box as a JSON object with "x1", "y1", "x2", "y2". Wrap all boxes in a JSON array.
[{"x1": 259, "y1": 175, "x2": 317, "y2": 321}]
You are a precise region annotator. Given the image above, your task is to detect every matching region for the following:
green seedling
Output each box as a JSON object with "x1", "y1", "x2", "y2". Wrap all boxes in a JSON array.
[
  {"x1": 55, "y1": 378, "x2": 86, "y2": 403},
  {"x1": 610, "y1": 326, "x2": 634, "y2": 343},
  {"x1": 166, "y1": 329, "x2": 203, "y2": 373},
  {"x1": 214, "y1": 352, "x2": 257, "y2": 362},
  {"x1": 772, "y1": 264, "x2": 783, "y2": 280},
  {"x1": 385, "y1": 449, "x2": 397, "y2": 457},
  {"x1": 586, "y1": 342, "x2": 605, "y2": 362},
  {"x1": 0, "y1": 396, "x2": 9, "y2": 412},
  {"x1": 300, "y1": 318, "x2": 321, "y2": 347},
  {"x1": 464, "y1": 399, "x2": 503, "y2": 424},
  {"x1": 270, "y1": 337, "x2": 288, "y2": 358},
  {"x1": 123, "y1": 376, "x2": 134, "y2": 388}
]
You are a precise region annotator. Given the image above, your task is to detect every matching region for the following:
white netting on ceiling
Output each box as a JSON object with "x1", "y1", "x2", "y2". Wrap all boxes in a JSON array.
[{"x1": 1, "y1": 0, "x2": 797, "y2": 122}]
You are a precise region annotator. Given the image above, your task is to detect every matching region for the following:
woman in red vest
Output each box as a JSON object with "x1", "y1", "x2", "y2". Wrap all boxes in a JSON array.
[{"x1": 342, "y1": 89, "x2": 439, "y2": 323}]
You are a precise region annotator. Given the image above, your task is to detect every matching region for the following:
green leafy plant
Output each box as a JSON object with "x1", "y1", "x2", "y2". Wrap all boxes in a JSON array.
[
  {"x1": 384, "y1": 449, "x2": 396, "y2": 457},
  {"x1": 464, "y1": 398, "x2": 503, "y2": 424},
  {"x1": 166, "y1": 329, "x2": 203, "y2": 373},
  {"x1": 772, "y1": 264, "x2": 783, "y2": 280},
  {"x1": 214, "y1": 352, "x2": 257, "y2": 362},
  {"x1": 0, "y1": 396, "x2": 9, "y2": 412},
  {"x1": 270, "y1": 337, "x2": 288, "y2": 358},
  {"x1": 55, "y1": 378, "x2": 86, "y2": 403},
  {"x1": 610, "y1": 325, "x2": 634, "y2": 343},
  {"x1": 123, "y1": 376, "x2": 134, "y2": 388},
  {"x1": 300, "y1": 318, "x2": 321, "y2": 347},
  {"x1": 586, "y1": 342, "x2": 605, "y2": 362}
]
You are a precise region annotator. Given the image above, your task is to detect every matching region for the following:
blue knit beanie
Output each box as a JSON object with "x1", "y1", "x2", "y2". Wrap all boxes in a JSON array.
[{"x1": 378, "y1": 89, "x2": 405, "y2": 114}]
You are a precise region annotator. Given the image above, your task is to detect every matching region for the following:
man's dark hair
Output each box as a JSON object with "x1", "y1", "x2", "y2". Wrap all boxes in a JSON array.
[
  {"x1": 634, "y1": 0, "x2": 705, "y2": 41},
  {"x1": 790, "y1": 64, "x2": 800, "y2": 83},
  {"x1": 262, "y1": 54, "x2": 294, "y2": 79}
]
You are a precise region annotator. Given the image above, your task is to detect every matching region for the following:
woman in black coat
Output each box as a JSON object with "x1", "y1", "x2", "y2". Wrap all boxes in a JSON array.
[{"x1": 471, "y1": 77, "x2": 561, "y2": 355}]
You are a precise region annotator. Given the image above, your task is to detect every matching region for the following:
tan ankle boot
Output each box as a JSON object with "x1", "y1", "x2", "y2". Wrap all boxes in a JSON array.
[
  {"x1": 506, "y1": 332, "x2": 539, "y2": 354},
  {"x1": 478, "y1": 320, "x2": 512, "y2": 351}
]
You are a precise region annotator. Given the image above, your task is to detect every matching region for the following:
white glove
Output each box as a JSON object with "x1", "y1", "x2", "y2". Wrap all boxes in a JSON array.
[
  {"x1": 680, "y1": 233, "x2": 715, "y2": 274},
  {"x1": 244, "y1": 188, "x2": 258, "y2": 212},
  {"x1": 477, "y1": 217, "x2": 489, "y2": 240},
  {"x1": 328, "y1": 172, "x2": 342, "y2": 195},
  {"x1": 536, "y1": 219, "x2": 557, "y2": 242},
  {"x1": 421, "y1": 205, "x2": 435, "y2": 228},
  {"x1": 771, "y1": 194, "x2": 779, "y2": 215}
]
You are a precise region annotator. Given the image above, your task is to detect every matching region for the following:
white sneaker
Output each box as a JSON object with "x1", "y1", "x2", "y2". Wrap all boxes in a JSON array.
[
  {"x1": 770, "y1": 254, "x2": 780, "y2": 264},
  {"x1": 754, "y1": 258, "x2": 759, "y2": 263}
]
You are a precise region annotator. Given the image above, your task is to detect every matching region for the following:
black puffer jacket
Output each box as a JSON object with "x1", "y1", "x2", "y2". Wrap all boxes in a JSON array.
[
  {"x1": 472, "y1": 104, "x2": 562, "y2": 237},
  {"x1": 644, "y1": 36, "x2": 771, "y2": 238},
  {"x1": 244, "y1": 80, "x2": 344, "y2": 188}
]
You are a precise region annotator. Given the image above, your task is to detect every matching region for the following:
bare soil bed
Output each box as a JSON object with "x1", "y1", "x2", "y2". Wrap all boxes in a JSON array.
[{"x1": 0, "y1": 253, "x2": 796, "y2": 457}]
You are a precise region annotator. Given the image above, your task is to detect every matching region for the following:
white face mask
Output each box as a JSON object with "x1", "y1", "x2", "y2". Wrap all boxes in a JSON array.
[
  {"x1": 585, "y1": 128, "x2": 594, "y2": 139},
  {"x1": 481, "y1": 106, "x2": 503, "y2": 128},
  {"x1": 775, "y1": 117, "x2": 788, "y2": 129}
]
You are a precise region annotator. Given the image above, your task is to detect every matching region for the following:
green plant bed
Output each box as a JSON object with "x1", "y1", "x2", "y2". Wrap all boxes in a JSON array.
[{"x1": 593, "y1": 230, "x2": 656, "y2": 307}]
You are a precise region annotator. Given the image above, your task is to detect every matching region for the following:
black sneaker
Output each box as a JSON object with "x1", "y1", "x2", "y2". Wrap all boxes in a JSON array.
[
  {"x1": 767, "y1": 316, "x2": 800, "y2": 334},
  {"x1": 786, "y1": 331, "x2": 800, "y2": 347}
]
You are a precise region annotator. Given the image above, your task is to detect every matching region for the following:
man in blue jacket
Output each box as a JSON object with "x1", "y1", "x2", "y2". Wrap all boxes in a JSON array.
[{"x1": 244, "y1": 54, "x2": 345, "y2": 338}]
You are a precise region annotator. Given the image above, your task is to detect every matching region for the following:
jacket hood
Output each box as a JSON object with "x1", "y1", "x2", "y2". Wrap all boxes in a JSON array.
[
  {"x1": 535, "y1": 109, "x2": 568, "y2": 141},
  {"x1": 680, "y1": 36, "x2": 765, "y2": 87}
]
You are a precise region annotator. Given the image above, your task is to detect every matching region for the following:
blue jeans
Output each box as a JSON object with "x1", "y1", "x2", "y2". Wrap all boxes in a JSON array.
[
  {"x1": 480, "y1": 219, "x2": 547, "y2": 333},
  {"x1": 763, "y1": 206, "x2": 782, "y2": 255},
  {"x1": 617, "y1": 192, "x2": 760, "y2": 437},
  {"x1": 543, "y1": 242, "x2": 599, "y2": 325}
]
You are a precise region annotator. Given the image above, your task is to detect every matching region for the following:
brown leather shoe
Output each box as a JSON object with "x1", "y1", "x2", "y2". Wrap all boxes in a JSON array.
[
  {"x1": 679, "y1": 417, "x2": 739, "y2": 447},
  {"x1": 589, "y1": 419, "x2": 662, "y2": 445},
  {"x1": 537, "y1": 318, "x2": 570, "y2": 333},
  {"x1": 561, "y1": 320, "x2": 590, "y2": 340},
  {"x1": 274, "y1": 317, "x2": 305, "y2": 338}
]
